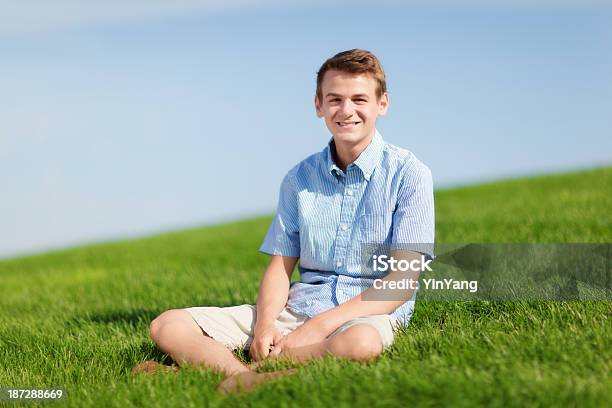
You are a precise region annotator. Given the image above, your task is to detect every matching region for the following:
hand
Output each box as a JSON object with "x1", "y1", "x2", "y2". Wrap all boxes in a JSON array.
[
  {"x1": 250, "y1": 323, "x2": 283, "y2": 361},
  {"x1": 270, "y1": 318, "x2": 328, "y2": 357}
]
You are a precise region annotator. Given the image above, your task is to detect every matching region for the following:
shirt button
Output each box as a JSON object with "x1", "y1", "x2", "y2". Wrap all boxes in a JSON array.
[
  {"x1": 347, "y1": 190, "x2": 353, "y2": 196},
  {"x1": 336, "y1": 261, "x2": 342, "y2": 267},
  {"x1": 341, "y1": 224, "x2": 348, "y2": 231}
]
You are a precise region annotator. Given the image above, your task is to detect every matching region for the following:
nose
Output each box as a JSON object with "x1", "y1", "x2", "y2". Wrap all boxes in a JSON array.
[{"x1": 338, "y1": 99, "x2": 355, "y2": 118}]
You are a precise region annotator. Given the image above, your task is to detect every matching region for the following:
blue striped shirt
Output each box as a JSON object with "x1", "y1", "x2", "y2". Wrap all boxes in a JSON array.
[{"x1": 260, "y1": 130, "x2": 435, "y2": 325}]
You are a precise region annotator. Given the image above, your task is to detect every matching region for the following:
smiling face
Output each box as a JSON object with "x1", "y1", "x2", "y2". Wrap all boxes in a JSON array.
[{"x1": 315, "y1": 70, "x2": 389, "y2": 147}]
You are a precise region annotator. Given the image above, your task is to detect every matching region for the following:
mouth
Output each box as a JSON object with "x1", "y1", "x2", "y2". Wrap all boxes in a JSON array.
[{"x1": 336, "y1": 121, "x2": 361, "y2": 128}]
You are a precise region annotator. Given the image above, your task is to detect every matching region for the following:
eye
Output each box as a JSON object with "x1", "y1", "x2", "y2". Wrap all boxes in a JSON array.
[{"x1": 355, "y1": 98, "x2": 367, "y2": 103}]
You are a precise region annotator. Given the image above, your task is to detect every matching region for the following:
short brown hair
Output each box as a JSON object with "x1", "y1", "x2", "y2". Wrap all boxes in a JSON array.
[{"x1": 316, "y1": 49, "x2": 387, "y2": 101}]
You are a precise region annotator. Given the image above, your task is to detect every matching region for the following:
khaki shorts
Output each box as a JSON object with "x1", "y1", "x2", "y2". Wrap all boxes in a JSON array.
[{"x1": 184, "y1": 304, "x2": 399, "y2": 351}]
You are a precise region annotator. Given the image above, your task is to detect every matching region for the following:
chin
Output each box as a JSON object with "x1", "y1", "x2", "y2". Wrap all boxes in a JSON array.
[{"x1": 332, "y1": 129, "x2": 369, "y2": 144}]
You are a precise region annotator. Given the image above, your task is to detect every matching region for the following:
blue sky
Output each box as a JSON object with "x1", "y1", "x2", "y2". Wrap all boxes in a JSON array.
[{"x1": 1, "y1": 1, "x2": 611, "y2": 259}]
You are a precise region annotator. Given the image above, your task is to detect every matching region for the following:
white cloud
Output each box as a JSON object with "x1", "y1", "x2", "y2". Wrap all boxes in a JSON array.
[{"x1": 1, "y1": 0, "x2": 610, "y2": 35}]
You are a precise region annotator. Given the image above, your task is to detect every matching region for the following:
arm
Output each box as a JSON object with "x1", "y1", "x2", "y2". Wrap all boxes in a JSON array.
[
  {"x1": 250, "y1": 255, "x2": 298, "y2": 361},
  {"x1": 255, "y1": 255, "x2": 297, "y2": 328},
  {"x1": 254, "y1": 168, "x2": 301, "y2": 360}
]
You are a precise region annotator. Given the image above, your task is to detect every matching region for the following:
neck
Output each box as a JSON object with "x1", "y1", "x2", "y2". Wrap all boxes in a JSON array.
[{"x1": 332, "y1": 131, "x2": 375, "y2": 172}]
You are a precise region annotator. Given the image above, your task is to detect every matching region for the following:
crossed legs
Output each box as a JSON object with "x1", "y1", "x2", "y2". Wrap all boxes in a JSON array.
[{"x1": 148, "y1": 309, "x2": 384, "y2": 376}]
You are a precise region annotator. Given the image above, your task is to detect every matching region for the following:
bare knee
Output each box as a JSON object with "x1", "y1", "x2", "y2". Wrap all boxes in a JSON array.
[
  {"x1": 150, "y1": 309, "x2": 194, "y2": 344},
  {"x1": 327, "y1": 324, "x2": 383, "y2": 362}
]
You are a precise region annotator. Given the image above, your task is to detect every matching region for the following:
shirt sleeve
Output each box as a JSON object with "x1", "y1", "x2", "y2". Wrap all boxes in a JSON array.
[
  {"x1": 259, "y1": 170, "x2": 301, "y2": 257},
  {"x1": 391, "y1": 160, "x2": 435, "y2": 258}
]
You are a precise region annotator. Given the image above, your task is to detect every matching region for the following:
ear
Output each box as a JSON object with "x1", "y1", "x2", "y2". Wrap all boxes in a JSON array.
[
  {"x1": 315, "y1": 95, "x2": 324, "y2": 118},
  {"x1": 377, "y1": 92, "x2": 389, "y2": 116}
]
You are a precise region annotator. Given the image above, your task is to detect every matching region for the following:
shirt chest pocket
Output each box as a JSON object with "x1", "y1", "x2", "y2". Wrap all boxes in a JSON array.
[{"x1": 359, "y1": 212, "x2": 394, "y2": 244}]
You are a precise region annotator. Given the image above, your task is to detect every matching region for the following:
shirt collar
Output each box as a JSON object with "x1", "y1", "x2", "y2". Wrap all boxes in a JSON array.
[{"x1": 325, "y1": 129, "x2": 385, "y2": 181}]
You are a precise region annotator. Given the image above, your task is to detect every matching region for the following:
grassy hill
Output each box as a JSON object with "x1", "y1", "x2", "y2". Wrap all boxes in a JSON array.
[{"x1": 0, "y1": 166, "x2": 610, "y2": 407}]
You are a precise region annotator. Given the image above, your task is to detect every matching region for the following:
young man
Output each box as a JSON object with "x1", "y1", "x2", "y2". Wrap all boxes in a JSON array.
[{"x1": 136, "y1": 49, "x2": 435, "y2": 393}]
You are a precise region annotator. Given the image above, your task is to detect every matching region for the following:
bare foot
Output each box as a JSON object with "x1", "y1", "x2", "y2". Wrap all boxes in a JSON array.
[
  {"x1": 217, "y1": 369, "x2": 297, "y2": 395},
  {"x1": 131, "y1": 360, "x2": 179, "y2": 376}
]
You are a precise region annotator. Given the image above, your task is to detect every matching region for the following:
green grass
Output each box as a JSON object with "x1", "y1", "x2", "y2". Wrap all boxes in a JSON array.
[{"x1": 1, "y1": 166, "x2": 611, "y2": 407}]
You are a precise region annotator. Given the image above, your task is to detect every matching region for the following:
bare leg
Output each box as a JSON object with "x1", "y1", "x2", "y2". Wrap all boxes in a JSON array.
[
  {"x1": 149, "y1": 309, "x2": 250, "y2": 376},
  {"x1": 144, "y1": 309, "x2": 297, "y2": 394},
  {"x1": 260, "y1": 324, "x2": 384, "y2": 365}
]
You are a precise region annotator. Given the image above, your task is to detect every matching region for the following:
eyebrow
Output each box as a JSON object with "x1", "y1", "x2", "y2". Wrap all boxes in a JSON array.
[{"x1": 325, "y1": 93, "x2": 369, "y2": 98}]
